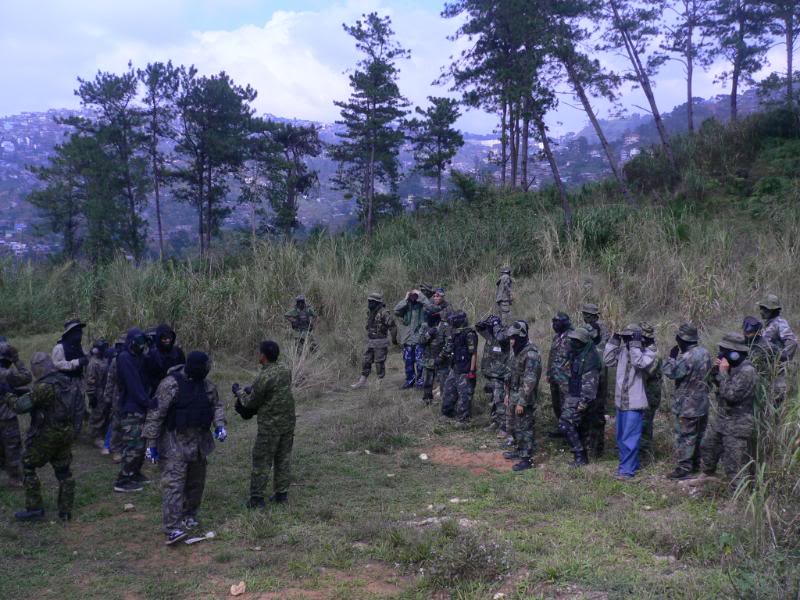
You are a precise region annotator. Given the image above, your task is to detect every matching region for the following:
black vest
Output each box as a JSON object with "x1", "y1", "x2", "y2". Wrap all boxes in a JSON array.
[
  {"x1": 452, "y1": 329, "x2": 473, "y2": 374},
  {"x1": 166, "y1": 373, "x2": 214, "y2": 432}
]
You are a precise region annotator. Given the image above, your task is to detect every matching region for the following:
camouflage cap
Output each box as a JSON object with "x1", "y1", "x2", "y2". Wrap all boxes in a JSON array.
[
  {"x1": 581, "y1": 303, "x2": 600, "y2": 316},
  {"x1": 500, "y1": 266, "x2": 511, "y2": 274},
  {"x1": 676, "y1": 322, "x2": 698, "y2": 343},
  {"x1": 419, "y1": 283, "x2": 433, "y2": 294},
  {"x1": 506, "y1": 320, "x2": 529, "y2": 338},
  {"x1": 719, "y1": 332, "x2": 749, "y2": 352},
  {"x1": 434, "y1": 287, "x2": 446, "y2": 296},
  {"x1": 62, "y1": 318, "x2": 85, "y2": 335},
  {"x1": 757, "y1": 294, "x2": 781, "y2": 311},
  {"x1": 295, "y1": 294, "x2": 306, "y2": 302},
  {"x1": 568, "y1": 326, "x2": 593, "y2": 345},
  {"x1": 620, "y1": 323, "x2": 642, "y2": 336},
  {"x1": 640, "y1": 321, "x2": 656, "y2": 338},
  {"x1": 367, "y1": 292, "x2": 384, "y2": 303},
  {"x1": 30, "y1": 351, "x2": 56, "y2": 380}
]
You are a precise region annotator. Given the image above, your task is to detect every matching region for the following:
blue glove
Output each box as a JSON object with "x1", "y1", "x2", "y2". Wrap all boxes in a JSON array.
[
  {"x1": 214, "y1": 426, "x2": 227, "y2": 442},
  {"x1": 145, "y1": 447, "x2": 159, "y2": 463}
]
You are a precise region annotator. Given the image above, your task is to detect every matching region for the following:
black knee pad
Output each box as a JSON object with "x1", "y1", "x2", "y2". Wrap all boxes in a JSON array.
[{"x1": 54, "y1": 465, "x2": 72, "y2": 481}]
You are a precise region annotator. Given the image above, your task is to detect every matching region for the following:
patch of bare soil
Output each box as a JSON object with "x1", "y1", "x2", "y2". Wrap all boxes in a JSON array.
[{"x1": 426, "y1": 445, "x2": 511, "y2": 475}]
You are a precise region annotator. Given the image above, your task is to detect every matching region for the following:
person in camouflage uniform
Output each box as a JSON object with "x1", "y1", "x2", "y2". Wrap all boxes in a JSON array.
[
  {"x1": 86, "y1": 339, "x2": 111, "y2": 450},
  {"x1": 582, "y1": 303, "x2": 610, "y2": 457},
  {"x1": 495, "y1": 267, "x2": 513, "y2": 323},
  {"x1": 663, "y1": 323, "x2": 712, "y2": 480},
  {"x1": 284, "y1": 295, "x2": 317, "y2": 350},
  {"x1": 351, "y1": 293, "x2": 398, "y2": 389},
  {"x1": 233, "y1": 341, "x2": 296, "y2": 508},
  {"x1": 6, "y1": 352, "x2": 81, "y2": 522},
  {"x1": 558, "y1": 327, "x2": 601, "y2": 467},
  {"x1": 742, "y1": 316, "x2": 772, "y2": 383},
  {"x1": 419, "y1": 283, "x2": 435, "y2": 303},
  {"x1": 0, "y1": 342, "x2": 32, "y2": 487},
  {"x1": 503, "y1": 320, "x2": 542, "y2": 471},
  {"x1": 419, "y1": 308, "x2": 447, "y2": 404},
  {"x1": 700, "y1": 332, "x2": 757, "y2": 485},
  {"x1": 639, "y1": 322, "x2": 663, "y2": 461},
  {"x1": 441, "y1": 311, "x2": 479, "y2": 423},
  {"x1": 144, "y1": 351, "x2": 226, "y2": 544},
  {"x1": 103, "y1": 336, "x2": 126, "y2": 461},
  {"x1": 476, "y1": 314, "x2": 511, "y2": 433},
  {"x1": 546, "y1": 312, "x2": 573, "y2": 437},
  {"x1": 757, "y1": 294, "x2": 797, "y2": 404},
  {"x1": 394, "y1": 289, "x2": 428, "y2": 389}
]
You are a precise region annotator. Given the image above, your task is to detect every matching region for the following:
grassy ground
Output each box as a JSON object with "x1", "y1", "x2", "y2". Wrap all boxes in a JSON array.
[{"x1": 0, "y1": 334, "x2": 795, "y2": 600}]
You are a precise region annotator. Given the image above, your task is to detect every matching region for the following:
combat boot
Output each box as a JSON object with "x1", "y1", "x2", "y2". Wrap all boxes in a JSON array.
[
  {"x1": 512, "y1": 458, "x2": 533, "y2": 472},
  {"x1": 570, "y1": 451, "x2": 588, "y2": 467},
  {"x1": 350, "y1": 376, "x2": 368, "y2": 389},
  {"x1": 14, "y1": 508, "x2": 45, "y2": 522},
  {"x1": 503, "y1": 450, "x2": 520, "y2": 460},
  {"x1": 269, "y1": 492, "x2": 288, "y2": 503},
  {"x1": 667, "y1": 468, "x2": 693, "y2": 481}
]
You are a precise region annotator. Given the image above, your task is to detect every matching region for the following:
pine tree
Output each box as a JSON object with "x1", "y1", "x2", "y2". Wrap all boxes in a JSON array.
[
  {"x1": 764, "y1": 0, "x2": 800, "y2": 108},
  {"x1": 330, "y1": 12, "x2": 410, "y2": 243},
  {"x1": 406, "y1": 96, "x2": 464, "y2": 200}
]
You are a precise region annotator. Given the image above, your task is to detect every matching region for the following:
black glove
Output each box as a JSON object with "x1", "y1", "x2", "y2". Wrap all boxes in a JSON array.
[
  {"x1": 234, "y1": 398, "x2": 256, "y2": 420},
  {"x1": 669, "y1": 345, "x2": 680, "y2": 359},
  {"x1": 231, "y1": 383, "x2": 240, "y2": 394},
  {"x1": 631, "y1": 330, "x2": 642, "y2": 342},
  {"x1": 612, "y1": 333, "x2": 621, "y2": 342},
  {"x1": 78, "y1": 356, "x2": 89, "y2": 367},
  {"x1": 244, "y1": 386, "x2": 252, "y2": 395}
]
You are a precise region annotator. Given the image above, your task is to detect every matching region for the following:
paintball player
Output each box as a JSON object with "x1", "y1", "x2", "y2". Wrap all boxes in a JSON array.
[
  {"x1": 145, "y1": 324, "x2": 186, "y2": 397},
  {"x1": 639, "y1": 322, "x2": 663, "y2": 461},
  {"x1": 7, "y1": 352, "x2": 82, "y2": 522},
  {"x1": 700, "y1": 333, "x2": 757, "y2": 486},
  {"x1": 495, "y1": 266, "x2": 513, "y2": 323},
  {"x1": 86, "y1": 339, "x2": 111, "y2": 451},
  {"x1": 113, "y1": 328, "x2": 152, "y2": 493},
  {"x1": 546, "y1": 312, "x2": 573, "y2": 437},
  {"x1": 582, "y1": 303, "x2": 610, "y2": 457},
  {"x1": 558, "y1": 327, "x2": 601, "y2": 467},
  {"x1": 440, "y1": 311, "x2": 478, "y2": 423},
  {"x1": 419, "y1": 308, "x2": 447, "y2": 404},
  {"x1": 51, "y1": 319, "x2": 89, "y2": 390},
  {"x1": 430, "y1": 288, "x2": 453, "y2": 322},
  {"x1": 233, "y1": 340, "x2": 296, "y2": 508},
  {"x1": 0, "y1": 342, "x2": 32, "y2": 488},
  {"x1": 103, "y1": 336, "x2": 126, "y2": 461},
  {"x1": 503, "y1": 320, "x2": 542, "y2": 472},
  {"x1": 394, "y1": 289, "x2": 427, "y2": 389},
  {"x1": 144, "y1": 351, "x2": 226, "y2": 545},
  {"x1": 757, "y1": 294, "x2": 797, "y2": 404},
  {"x1": 742, "y1": 316, "x2": 772, "y2": 383},
  {"x1": 284, "y1": 295, "x2": 317, "y2": 350},
  {"x1": 603, "y1": 324, "x2": 657, "y2": 479},
  {"x1": 351, "y1": 293, "x2": 398, "y2": 389},
  {"x1": 663, "y1": 323, "x2": 712, "y2": 480},
  {"x1": 476, "y1": 314, "x2": 511, "y2": 434},
  {"x1": 419, "y1": 283, "x2": 435, "y2": 303}
]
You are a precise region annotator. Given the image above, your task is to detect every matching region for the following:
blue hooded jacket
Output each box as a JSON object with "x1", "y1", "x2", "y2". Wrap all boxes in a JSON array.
[{"x1": 117, "y1": 328, "x2": 150, "y2": 415}]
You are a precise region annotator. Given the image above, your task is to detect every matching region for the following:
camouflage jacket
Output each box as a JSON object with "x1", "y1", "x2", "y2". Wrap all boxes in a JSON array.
[
  {"x1": 235, "y1": 362, "x2": 296, "y2": 432},
  {"x1": 587, "y1": 320, "x2": 610, "y2": 347},
  {"x1": 495, "y1": 274, "x2": 513, "y2": 303},
  {"x1": 476, "y1": 320, "x2": 510, "y2": 380},
  {"x1": 364, "y1": 306, "x2": 398, "y2": 349},
  {"x1": 285, "y1": 306, "x2": 316, "y2": 333},
  {"x1": 603, "y1": 339, "x2": 656, "y2": 411},
  {"x1": 441, "y1": 326, "x2": 479, "y2": 373},
  {"x1": 567, "y1": 347, "x2": 600, "y2": 405},
  {"x1": 506, "y1": 342, "x2": 542, "y2": 407},
  {"x1": 0, "y1": 360, "x2": 32, "y2": 420},
  {"x1": 643, "y1": 343, "x2": 663, "y2": 408},
  {"x1": 393, "y1": 298, "x2": 427, "y2": 346},
  {"x1": 429, "y1": 300, "x2": 453, "y2": 323},
  {"x1": 143, "y1": 366, "x2": 226, "y2": 460},
  {"x1": 85, "y1": 356, "x2": 110, "y2": 405},
  {"x1": 713, "y1": 361, "x2": 756, "y2": 437},
  {"x1": 103, "y1": 356, "x2": 120, "y2": 414},
  {"x1": 10, "y1": 372, "x2": 79, "y2": 440},
  {"x1": 547, "y1": 331, "x2": 572, "y2": 385},
  {"x1": 662, "y1": 344, "x2": 712, "y2": 417},
  {"x1": 419, "y1": 325, "x2": 447, "y2": 370},
  {"x1": 747, "y1": 336, "x2": 774, "y2": 381},
  {"x1": 763, "y1": 316, "x2": 797, "y2": 363}
]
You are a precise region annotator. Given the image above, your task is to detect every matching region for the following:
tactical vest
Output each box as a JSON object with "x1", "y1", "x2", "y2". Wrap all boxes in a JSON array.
[
  {"x1": 34, "y1": 373, "x2": 84, "y2": 434},
  {"x1": 166, "y1": 373, "x2": 214, "y2": 432},
  {"x1": 452, "y1": 329, "x2": 474, "y2": 374},
  {"x1": 292, "y1": 310, "x2": 312, "y2": 331}
]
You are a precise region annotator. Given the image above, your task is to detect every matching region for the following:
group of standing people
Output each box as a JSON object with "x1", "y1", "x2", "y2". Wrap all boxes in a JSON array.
[
  {"x1": 350, "y1": 267, "x2": 796, "y2": 483},
  {"x1": 0, "y1": 319, "x2": 297, "y2": 546}
]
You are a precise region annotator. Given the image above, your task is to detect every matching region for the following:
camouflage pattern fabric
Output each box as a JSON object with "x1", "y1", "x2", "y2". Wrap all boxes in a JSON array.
[
  {"x1": 86, "y1": 356, "x2": 111, "y2": 439},
  {"x1": 361, "y1": 347, "x2": 388, "y2": 378},
  {"x1": 235, "y1": 362, "x2": 296, "y2": 499},
  {"x1": 495, "y1": 273, "x2": 512, "y2": 303},
  {"x1": 673, "y1": 414, "x2": 708, "y2": 474},
  {"x1": 558, "y1": 348, "x2": 600, "y2": 455},
  {"x1": 285, "y1": 305, "x2": 316, "y2": 335},
  {"x1": 701, "y1": 360, "x2": 757, "y2": 481},
  {"x1": 547, "y1": 331, "x2": 572, "y2": 419},
  {"x1": 507, "y1": 342, "x2": 542, "y2": 458},
  {"x1": 641, "y1": 345, "x2": 663, "y2": 457},
  {"x1": 762, "y1": 316, "x2": 797, "y2": 404},
  {"x1": 160, "y1": 454, "x2": 207, "y2": 532},
  {"x1": 441, "y1": 372, "x2": 475, "y2": 421},
  {"x1": 0, "y1": 417, "x2": 22, "y2": 480},
  {"x1": 663, "y1": 345, "x2": 712, "y2": 418},
  {"x1": 476, "y1": 318, "x2": 511, "y2": 429},
  {"x1": 117, "y1": 413, "x2": 146, "y2": 479},
  {"x1": 364, "y1": 306, "x2": 397, "y2": 349}
]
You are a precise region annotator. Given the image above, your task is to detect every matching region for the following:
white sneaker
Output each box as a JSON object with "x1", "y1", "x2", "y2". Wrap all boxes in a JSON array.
[{"x1": 351, "y1": 376, "x2": 367, "y2": 389}]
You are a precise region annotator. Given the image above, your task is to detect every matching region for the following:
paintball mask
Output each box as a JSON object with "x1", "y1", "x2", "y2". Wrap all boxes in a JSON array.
[
  {"x1": 552, "y1": 312, "x2": 571, "y2": 334},
  {"x1": 130, "y1": 333, "x2": 148, "y2": 356},
  {"x1": 449, "y1": 310, "x2": 468, "y2": 329},
  {"x1": 185, "y1": 351, "x2": 210, "y2": 381},
  {"x1": 742, "y1": 316, "x2": 762, "y2": 339}
]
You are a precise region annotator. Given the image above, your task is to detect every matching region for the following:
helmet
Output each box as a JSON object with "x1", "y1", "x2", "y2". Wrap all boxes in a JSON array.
[
  {"x1": 448, "y1": 310, "x2": 468, "y2": 328},
  {"x1": 367, "y1": 292, "x2": 384, "y2": 304},
  {"x1": 757, "y1": 294, "x2": 781, "y2": 311},
  {"x1": 581, "y1": 303, "x2": 600, "y2": 316},
  {"x1": 676, "y1": 323, "x2": 698, "y2": 343},
  {"x1": 295, "y1": 294, "x2": 306, "y2": 303},
  {"x1": 718, "y1": 332, "x2": 749, "y2": 352},
  {"x1": 506, "y1": 320, "x2": 528, "y2": 338},
  {"x1": 567, "y1": 327, "x2": 593, "y2": 345}
]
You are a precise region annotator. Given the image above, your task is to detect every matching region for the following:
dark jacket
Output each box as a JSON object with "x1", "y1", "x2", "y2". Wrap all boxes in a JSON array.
[
  {"x1": 118, "y1": 328, "x2": 150, "y2": 415},
  {"x1": 145, "y1": 323, "x2": 185, "y2": 396}
]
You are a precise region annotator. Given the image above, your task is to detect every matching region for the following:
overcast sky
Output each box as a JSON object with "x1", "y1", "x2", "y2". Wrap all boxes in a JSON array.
[{"x1": 0, "y1": 0, "x2": 792, "y2": 135}]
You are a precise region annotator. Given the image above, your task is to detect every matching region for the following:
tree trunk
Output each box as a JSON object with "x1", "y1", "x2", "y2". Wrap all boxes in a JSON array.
[
  {"x1": 534, "y1": 114, "x2": 572, "y2": 232},
  {"x1": 687, "y1": 20, "x2": 695, "y2": 133},
  {"x1": 500, "y1": 98, "x2": 508, "y2": 187},
  {"x1": 251, "y1": 201, "x2": 257, "y2": 249},
  {"x1": 521, "y1": 107, "x2": 530, "y2": 191},
  {"x1": 366, "y1": 141, "x2": 375, "y2": 245},
  {"x1": 787, "y1": 16, "x2": 795, "y2": 106},
  {"x1": 513, "y1": 110, "x2": 521, "y2": 188},
  {"x1": 436, "y1": 167, "x2": 442, "y2": 200},
  {"x1": 197, "y1": 161, "x2": 205, "y2": 257},
  {"x1": 205, "y1": 163, "x2": 213, "y2": 253},
  {"x1": 563, "y1": 59, "x2": 634, "y2": 203},
  {"x1": 731, "y1": 60, "x2": 740, "y2": 121},
  {"x1": 509, "y1": 101, "x2": 518, "y2": 188},
  {"x1": 152, "y1": 146, "x2": 164, "y2": 260}
]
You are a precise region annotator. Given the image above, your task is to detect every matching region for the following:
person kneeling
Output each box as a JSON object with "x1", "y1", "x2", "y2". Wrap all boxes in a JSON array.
[{"x1": 143, "y1": 352, "x2": 226, "y2": 545}]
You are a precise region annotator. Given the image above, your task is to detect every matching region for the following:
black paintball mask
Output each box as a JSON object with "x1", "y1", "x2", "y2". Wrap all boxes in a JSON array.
[
  {"x1": 718, "y1": 347, "x2": 747, "y2": 367},
  {"x1": 425, "y1": 310, "x2": 441, "y2": 328},
  {"x1": 185, "y1": 351, "x2": 210, "y2": 381},
  {"x1": 742, "y1": 316, "x2": 762, "y2": 340},
  {"x1": 675, "y1": 336, "x2": 694, "y2": 353},
  {"x1": 368, "y1": 299, "x2": 381, "y2": 311},
  {"x1": 92, "y1": 339, "x2": 109, "y2": 357},
  {"x1": 552, "y1": 313, "x2": 571, "y2": 334},
  {"x1": 449, "y1": 311, "x2": 468, "y2": 329},
  {"x1": 130, "y1": 333, "x2": 148, "y2": 356},
  {"x1": 296, "y1": 299, "x2": 306, "y2": 310}
]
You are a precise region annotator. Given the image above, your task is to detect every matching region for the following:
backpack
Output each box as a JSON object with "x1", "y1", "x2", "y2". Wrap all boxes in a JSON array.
[{"x1": 40, "y1": 373, "x2": 85, "y2": 435}]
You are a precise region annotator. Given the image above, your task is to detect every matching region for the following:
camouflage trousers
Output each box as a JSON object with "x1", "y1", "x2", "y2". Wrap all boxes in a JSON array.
[
  {"x1": 88, "y1": 395, "x2": 112, "y2": 441},
  {"x1": 496, "y1": 301, "x2": 512, "y2": 324},
  {"x1": 640, "y1": 395, "x2": 662, "y2": 458},
  {"x1": 485, "y1": 377, "x2": 507, "y2": 429},
  {"x1": 0, "y1": 417, "x2": 22, "y2": 479},
  {"x1": 422, "y1": 366, "x2": 448, "y2": 402},
  {"x1": 549, "y1": 381, "x2": 568, "y2": 423},
  {"x1": 673, "y1": 414, "x2": 708, "y2": 474},
  {"x1": 510, "y1": 403, "x2": 536, "y2": 458},
  {"x1": 586, "y1": 369, "x2": 608, "y2": 457},
  {"x1": 117, "y1": 413, "x2": 146, "y2": 480},
  {"x1": 22, "y1": 431, "x2": 74, "y2": 513},
  {"x1": 109, "y1": 409, "x2": 123, "y2": 453},
  {"x1": 700, "y1": 417, "x2": 754, "y2": 481},
  {"x1": 160, "y1": 453, "x2": 207, "y2": 532},
  {"x1": 558, "y1": 395, "x2": 592, "y2": 455},
  {"x1": 441, "y1": 372, "x2": 475, "y2": 421},
  {"x1": 251, "y1": 427, "x2": 295, "y2": 499},
  {"x1": 361, "y1": 346, "x2": 388, "y2": 378}
]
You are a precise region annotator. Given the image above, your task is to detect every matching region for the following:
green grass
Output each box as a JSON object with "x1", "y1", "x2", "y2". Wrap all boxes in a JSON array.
[{"x1": 1, "y1": 334, "x2": 797, "y2": 599}]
